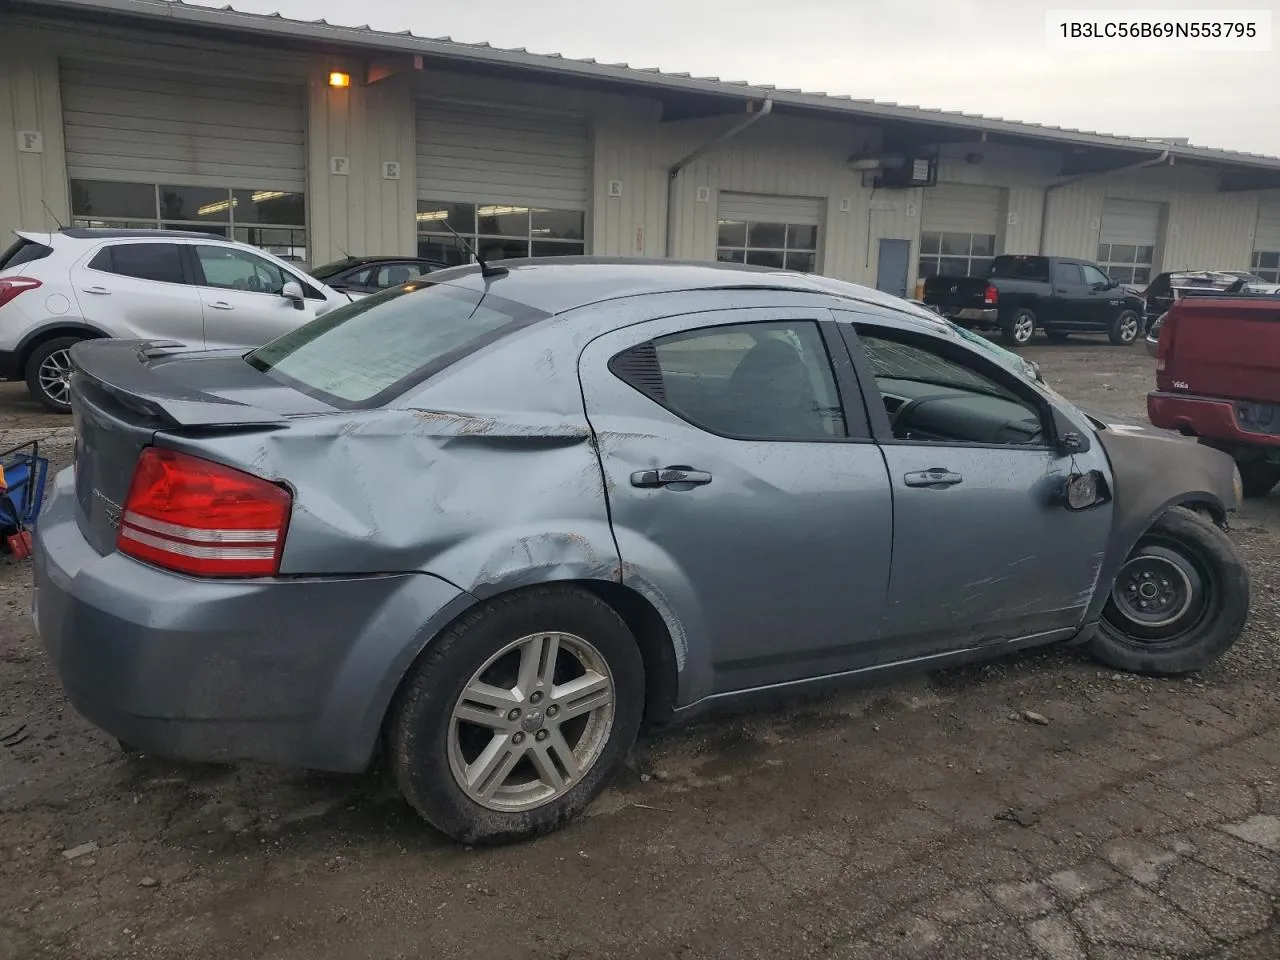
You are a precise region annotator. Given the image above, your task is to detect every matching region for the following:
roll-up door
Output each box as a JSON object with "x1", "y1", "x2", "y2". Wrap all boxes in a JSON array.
[
  {"x1": 414, "y1": 102, "x2": 589, "y2": 208},
  {"x1": 1099, "y1": 198, "x2": 1162, "y2": 285},
  {"x1": 716, "y1": 193, "x2": 823, "y2": 271},
  {"x1": 1254, "y1": 199, "x2": 1280, "y2": 281},
  {"x1": 919, "y1": 184, "x2": 1002, "y2": 278},
  {"x1": 61, "y1": 60, "x2": 306, "y2": 190}
]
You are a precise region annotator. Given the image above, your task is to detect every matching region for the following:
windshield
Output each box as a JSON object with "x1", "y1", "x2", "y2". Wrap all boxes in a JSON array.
[{"x1": 245, "y1": 281, "x2": 548, "y2": 408}]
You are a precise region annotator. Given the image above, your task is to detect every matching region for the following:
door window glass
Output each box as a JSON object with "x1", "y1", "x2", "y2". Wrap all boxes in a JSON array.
[
  {"x1": 1082, "y1": 265, "x2": 1113, "y2": 287},
  {"x1": 611, "y1": 321, "x2": 846, "y2": 440},
  {"x1": 375, "y1": 263, "x2": 432, "y2": 288},
  {"x1": 1052, "y1": 262, "x2": 1085, "y2": 286},
  {"x1": 89, "y1": 243, "x2": 185, "y2": 284},
  {"x1": 855, "y1": 329, "x2": 1046, "y2": 446},
  {"x1": 195, "y1": 245, "x2": 287, "y2": 294}
]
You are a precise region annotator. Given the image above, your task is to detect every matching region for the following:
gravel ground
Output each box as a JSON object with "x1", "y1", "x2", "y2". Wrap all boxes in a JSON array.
[{"x1": 2, "y1": 339, "x2": 1280, "y2": 960}]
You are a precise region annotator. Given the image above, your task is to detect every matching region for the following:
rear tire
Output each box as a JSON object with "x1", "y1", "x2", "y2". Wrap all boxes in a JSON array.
[
  {"x1": 1108, "y1": 310, "x2": 1141, "y2": 346},
  {"x1": 25, "y1": 336, "x2": 84, "y2": 413},
  {"x1": 1001, "y1": 308, "x2": 1036, "y2": 347},
  {"x1": 1237, "y1": 461, "x2": 1280, "y2": 498},
  {"x1": 389, "y1": 585, "x2": 644, "y2": 845},
  {"x1": 1087, "y1": 507, "x2": 1248, "y2": 676}
]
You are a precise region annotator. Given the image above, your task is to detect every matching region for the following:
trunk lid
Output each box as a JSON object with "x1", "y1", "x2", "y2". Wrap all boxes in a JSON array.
[
  {"x1": 70, "y1": 339, "x2": 331, "y2": 555},
  {"x1": 922, "y1": 275, "x2": 991, "y2": 311},
  {"x1": 1157, "y1": 298, "x2": 1280, "y2": 405}
]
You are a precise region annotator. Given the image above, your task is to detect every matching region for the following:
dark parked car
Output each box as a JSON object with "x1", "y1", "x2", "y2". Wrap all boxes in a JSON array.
[
  {"x1": 923, "y1": 255, "x2": 1146, "y2": 347},
  {"x1": 36, "y1": 259, "x2": 1248, "y2": 845},
  {"x1": 1141, "y1": 270, "x2": 1262, "y2": 332},
  {"x1": 1148, "y1": 294, "x2": 1280, "y2": 497},
  {"x1": 309, "y1": 255, "x2": 447, "y2": 294}
]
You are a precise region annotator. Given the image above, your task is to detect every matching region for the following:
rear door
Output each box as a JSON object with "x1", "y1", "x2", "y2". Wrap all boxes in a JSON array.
[
  {"x1": 189, "y1": 244, "x2": 325, "y2": 349},
  {"x1": 69, "y1": 241, "x2": 204, "y2": 345},
  {"x1": 578, "y1": 307, "x2": 895, "y2": 695}
]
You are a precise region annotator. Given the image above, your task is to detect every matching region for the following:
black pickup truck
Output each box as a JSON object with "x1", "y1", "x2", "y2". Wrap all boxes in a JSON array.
[{"x1": 922, "y1": 254, "x2": 1146, "y2": 347}]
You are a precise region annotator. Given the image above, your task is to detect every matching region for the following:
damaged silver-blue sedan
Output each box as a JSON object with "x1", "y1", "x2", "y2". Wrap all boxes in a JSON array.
[{"x1": 34, "y1": 258, "x2": 1249, "y2": 844}]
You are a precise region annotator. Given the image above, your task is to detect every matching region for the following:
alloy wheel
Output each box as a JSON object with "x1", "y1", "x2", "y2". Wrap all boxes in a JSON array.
[{"x1": 37, "y1": 349, "x2": 73, "y2": 408}]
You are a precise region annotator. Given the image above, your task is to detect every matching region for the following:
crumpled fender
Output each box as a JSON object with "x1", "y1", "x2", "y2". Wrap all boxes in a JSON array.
[{"x1": 1087, "y1": 420, "x2": 1239, "y2": 622}]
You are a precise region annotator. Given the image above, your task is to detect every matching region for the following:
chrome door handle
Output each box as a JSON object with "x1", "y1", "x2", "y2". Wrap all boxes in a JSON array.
[
  {"x1": 904, "y1": 468, "x2": 963, "y2": 488},
  {"x1": 81, "y1": 286, "x2": 110, "y2": 295},
  {"x1": 209, "y1": 301, "x2": 234, "y2": 310},
  {"x1": 631, "y1": 466, "x2": 713, "y2": 488}
]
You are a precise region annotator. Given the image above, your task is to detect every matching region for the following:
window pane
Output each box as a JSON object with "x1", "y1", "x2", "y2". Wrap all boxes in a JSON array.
[
  {"x1": 164, "y1": 222, "x2": 227, "y2": 238},
  {"x1": 98, "y1": 243, "x2": 185, "y2": 284},
  {"x1": 417, "y1": 200, "x2": 476, "y2": 235},
  {"x1": 917, "y1": 258, "x2": 939, "y2": 280},
  {"x1": 530, "y1": 208, "x2": 584, "y2": 241},
  {"x1": 746, "y1": 222, "x2": 786, "y2": 248},
  {"x1": 717, "y1": 220, "x2": 747, "y2": 246},
  {"x1": 1107, "y1": 244, "x2": 1137, "y2": 264},
  {"x1": 786, "y1": 224, "x2": 818, "y2": 250},
  {"x1": 195, "y1": 245, "x2": 286, "y2": 293},
  {"x1": 643, "y1": 321, "x2": 845, "y2": 439},
  {"x1": 1132, "y1": 267, "x2": 1151, "y2": 285},
  {"x1": 73, "y1": 218, "x2": 157, "y2": 231},
  {"x1": 717, "y1": 248, "x2": 745, "y2": 263},
  {"x1": 247, "y1": 284, "x2": 548, "y2": 406},
  {"x1": 785, "y1": 251, "x2": 815, "y2": 273},
  {"x1": 920, "y1": 232, "x2": 943, "y2": 255},
  {"x1": 940, "y1": 233, "x2": 969, "y2": 256},
  {"x1": 235, "y1": 226, "x2": 306, "y2": 263},
  {"x1": 745, "y1": 249, "x2": 784, "y2": 268},
  {"x1": 478, "y1": 205, "x2": 529, "y2": 237},
  {"x1": 477, "y1": 237, "x2": 528, "y2": 262},
  {"x1": 1135, "y1": 245, "x2": 1155, "y2": 263},
  {"x1": 531, "y1": 241, "x2": 585, "y2": 258},
  {"x1": 937, "y1": 258, "x2": 969, "y2": 277},
  {"x1": 233, "y1": 189, "x2": 305, "y2": 226},
  {"x1": 159, "y1": 185, "x2": 231, "y2": 223},
  {"x1": 70, "y1": 180, "x2": 156, "y2": 220},
  {"x1": 970, "y1": 234, "x2": 995, "y2": 257},
  {"x1": 970, "y1": 258, "x2": 994, "y2": 276},
  {"x1": 418, "y1": 236, "x2": 469, "y2": 265},
  {"x1": 1256, "y1": 251, "x2": 1280, "y2": 270}
]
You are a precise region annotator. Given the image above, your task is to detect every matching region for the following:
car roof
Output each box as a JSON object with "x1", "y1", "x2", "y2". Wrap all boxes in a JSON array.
[
  {"x1": 54, "y1": 227, "x2": 225, "y2": 241},
  {"x1": 430, "y1": 256, "x2": 947, "y2": 328}
]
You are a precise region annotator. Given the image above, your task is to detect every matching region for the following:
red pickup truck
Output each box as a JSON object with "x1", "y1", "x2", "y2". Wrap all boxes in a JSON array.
[{"x1": 1147, "y1": 295, "x2": 1280, "y2": 496}]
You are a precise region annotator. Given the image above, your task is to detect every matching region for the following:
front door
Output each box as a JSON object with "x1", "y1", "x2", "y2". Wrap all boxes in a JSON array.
[
  {"x1": 837, "y1": 314, "x2": 1115, "y2": 655},
  {"x1": 189, "y1": 244, "x2": 322, "y2": 349},
  {"x1": 876, "y1": 239, "x2": 911, "y2": 299},
  {"x1": 577, "y1": 307, "x2": 894, "y2": 697}
]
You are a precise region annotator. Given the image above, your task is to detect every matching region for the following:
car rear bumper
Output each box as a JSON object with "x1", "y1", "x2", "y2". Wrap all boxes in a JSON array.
[
  {"x1": 33, "y1": 468, "x2": 472, "y2": 772},
  {"x1": 1147, "y1": 391, "x2": 1280, "y2": 450}
]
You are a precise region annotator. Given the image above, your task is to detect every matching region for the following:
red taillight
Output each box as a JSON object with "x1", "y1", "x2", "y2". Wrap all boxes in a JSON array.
[
  {"x1": 117, "y1": 447, "x2": 291, "y2": 578},
  {"x1": 983, "y1": 284, "x2": 999, "y2": 306},
  {"x1": 0, "y1": 277, "x2": 42, "y2": 309}
]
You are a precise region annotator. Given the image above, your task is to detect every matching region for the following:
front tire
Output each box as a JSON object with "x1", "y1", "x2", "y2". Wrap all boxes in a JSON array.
[
  {"x1": 1109, "y1": 310, "x2": 1141, "y2": 346},
  {"x1": 1237, "y1": 461, "x2": 1280, "y2": 498},
  {"x1": 25, "y1": 336, "x2": 85, "y2": 413},
  {"x1": 389, "y1": 585, "x2": 644, "y2": 844},
  {"x1": 1001, "y1": 308, "x2": 1036, "y2": 347},
  {"x1": 1087, "y1": 507, "x2": 1248, "y2": 676}
]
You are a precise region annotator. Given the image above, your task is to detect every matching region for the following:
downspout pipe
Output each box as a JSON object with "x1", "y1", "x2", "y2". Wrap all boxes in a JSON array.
[
  {"x1": 665, "y1": 98, "x2": 774, "y2": 258},
  {"x1": 1038, "y1": 148, "x2": 1170, "y2": 254}
]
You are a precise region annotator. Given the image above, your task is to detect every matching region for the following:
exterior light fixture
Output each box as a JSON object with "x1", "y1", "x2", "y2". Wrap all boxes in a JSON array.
[{"x1": 328, "y1": 71, "x2": 351, "y2": 89}]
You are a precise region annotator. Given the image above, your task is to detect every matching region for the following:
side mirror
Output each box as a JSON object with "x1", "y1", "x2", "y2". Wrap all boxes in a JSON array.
[
  {"x1": 280, "y1": 280, "x2": 305, "y2": 310},
  {"x1": 1062, "y1": 469, "x2": 1109, "y2": 511}
]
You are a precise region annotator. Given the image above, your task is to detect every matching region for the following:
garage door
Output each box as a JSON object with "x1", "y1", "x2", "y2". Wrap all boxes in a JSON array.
[
  {"x1": 1253, "y1": 199, "x2": 1280, "y2": 282},
  {"x1": 919, "y1": 183, "x2": 1002, "y2": 278},
  {"x1": 414, "y1": 101, "x2": 590, "y2": 262},
  {"x1": 1099, "y1": 198, "x2": 1162, "y2": 285},
  {"x1": 61, "y1": 61, "x2": 306, "y2": 189},
  {"x1": 716, "y1": 193, "x2": 823, "y2": 271}
]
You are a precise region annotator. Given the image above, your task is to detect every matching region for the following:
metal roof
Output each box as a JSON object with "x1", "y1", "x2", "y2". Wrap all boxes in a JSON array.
[{"x1": 12, "y1": 0, "x2": 1280, "y2": 173}]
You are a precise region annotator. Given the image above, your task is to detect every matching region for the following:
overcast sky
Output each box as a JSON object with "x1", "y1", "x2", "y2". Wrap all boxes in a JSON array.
[{"x1": 214, "y1": 0, "x2": 1279, "y2": 157}]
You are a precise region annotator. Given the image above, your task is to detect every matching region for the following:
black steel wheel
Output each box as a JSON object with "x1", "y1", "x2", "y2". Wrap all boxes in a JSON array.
[{"x1": 1088, "y1": 507, "x2": 1248, "y2": 675}]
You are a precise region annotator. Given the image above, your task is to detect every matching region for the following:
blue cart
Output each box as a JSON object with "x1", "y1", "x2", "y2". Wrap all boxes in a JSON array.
[{"x1": 0, "y1": 440, "x2": 50, "y2": 561}]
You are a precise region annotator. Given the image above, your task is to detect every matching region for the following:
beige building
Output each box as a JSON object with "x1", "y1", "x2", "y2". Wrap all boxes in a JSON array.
[{"x1": 3, "y1": 0, "x2": 1280, "y2": 296}]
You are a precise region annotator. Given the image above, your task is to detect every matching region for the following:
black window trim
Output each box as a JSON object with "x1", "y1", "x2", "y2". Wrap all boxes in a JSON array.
[
  {"x1": 86, "y1": 239, "x2": 194, "y2": 286},
  {"x1": 607, "y1": 313, "x2": 872, "y2": 444},
  {"x1": 835, "y1": 316, "x2": 1059, "y2": 453}
]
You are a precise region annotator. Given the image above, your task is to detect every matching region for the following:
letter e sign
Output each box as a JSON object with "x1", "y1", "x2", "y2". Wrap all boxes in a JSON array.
[{"x1": 17, "y1": 131, "x2": 43, "y2": 154}]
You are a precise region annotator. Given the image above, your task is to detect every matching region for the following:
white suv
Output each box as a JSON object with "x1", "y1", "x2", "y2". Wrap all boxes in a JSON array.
[{"x1": 0, "y1": 228, "x2": 353, "y2": 411}]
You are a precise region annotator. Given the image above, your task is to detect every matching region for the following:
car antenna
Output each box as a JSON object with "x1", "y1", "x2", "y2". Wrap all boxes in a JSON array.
[
  {"x1": 41, "y1": 200, "x2": 65, "y2": 231},
  {"x1": 434, "y1": 218, "x2": 508, "y2": 279}
]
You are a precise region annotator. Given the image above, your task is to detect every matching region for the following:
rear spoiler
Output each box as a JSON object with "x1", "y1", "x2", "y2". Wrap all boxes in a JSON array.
[{"x1": 70, "y1": 339, "x2": 289, "y2": 428}]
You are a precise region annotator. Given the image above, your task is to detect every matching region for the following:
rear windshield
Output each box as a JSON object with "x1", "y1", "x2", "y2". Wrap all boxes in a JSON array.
[
  {"x1": 0, "y1": 237, "x2": 54, "y2": 271},
  {"x1": 987, "y1": 256, "x2": 1050, "y2": 281},
  {"x1": 246, "y1": 282, "x2": 548, "y2": 408},
  {"x1": 307, "y1": 259, "x2": 354, "y2": 280}
]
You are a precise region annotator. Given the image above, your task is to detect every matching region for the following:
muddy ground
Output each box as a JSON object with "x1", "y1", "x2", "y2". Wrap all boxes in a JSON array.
[{"x1": 2, "y1": 338, "x2": 1280, "y2": 960}]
